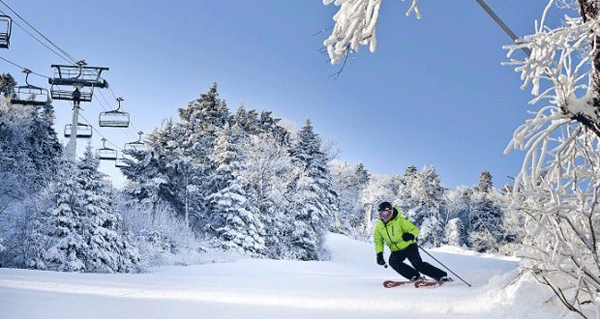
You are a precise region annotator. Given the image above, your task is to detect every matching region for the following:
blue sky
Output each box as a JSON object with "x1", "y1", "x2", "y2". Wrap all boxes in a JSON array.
[{"x1": 0, "y1": 1, "x2": 569, "y2": 189}]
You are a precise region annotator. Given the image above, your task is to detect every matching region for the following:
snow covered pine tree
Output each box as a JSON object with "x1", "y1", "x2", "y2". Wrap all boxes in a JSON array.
[{"x1": 287, "y1": 119, "x2": 336, "y2": 260}]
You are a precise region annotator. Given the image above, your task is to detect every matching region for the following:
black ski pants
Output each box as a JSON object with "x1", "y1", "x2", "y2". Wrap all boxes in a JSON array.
[{"x1": 388, "y1": 244, "x2": 447, "y2": 280}]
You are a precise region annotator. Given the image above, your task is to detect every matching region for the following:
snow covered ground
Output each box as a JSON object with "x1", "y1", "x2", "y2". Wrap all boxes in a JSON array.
[{"x1": 0, "y1": 233, "x2": 569, "y2": 318}]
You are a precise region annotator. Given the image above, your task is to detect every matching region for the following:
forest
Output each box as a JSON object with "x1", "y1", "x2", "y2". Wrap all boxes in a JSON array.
[{"x1": 0, "y1": 78, "x2": 518, "y2": 272}]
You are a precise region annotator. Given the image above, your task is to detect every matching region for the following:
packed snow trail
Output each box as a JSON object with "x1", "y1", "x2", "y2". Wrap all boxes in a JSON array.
[{"x1": 0, "y1": 233, "x2": 563, "y2": 318}]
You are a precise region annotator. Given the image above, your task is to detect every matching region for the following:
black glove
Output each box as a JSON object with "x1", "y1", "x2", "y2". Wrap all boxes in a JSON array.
[
  {"x1": 402, "y1": 233, "x2": 415, "y2": 241},
  {"x1": 376, "y1": 252, "x2": 386, "y2": 265}
]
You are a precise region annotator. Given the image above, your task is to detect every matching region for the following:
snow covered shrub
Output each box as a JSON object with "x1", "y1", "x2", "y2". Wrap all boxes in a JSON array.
[
  {"x1": 7, "y1": 197, "x2": 49, "y2": 269},
  {"x1": 118, "y1": 196, "x2": 208, "y2": 267}
]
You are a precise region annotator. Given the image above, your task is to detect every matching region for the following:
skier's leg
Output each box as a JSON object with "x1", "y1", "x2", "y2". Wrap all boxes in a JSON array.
[
  {"x1": 388, "y1": 250, "x2": 420, "y2": 280},
  {"x1": 404, "y1": 244, "x2": 447, "y2": 280}
]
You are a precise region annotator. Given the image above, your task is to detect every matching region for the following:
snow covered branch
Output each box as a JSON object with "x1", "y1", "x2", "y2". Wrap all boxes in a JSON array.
[
  {"x1": 322, "y1": 0, "x2": 421, "y2": 65},
  {"x1": 504, "y1": 1, "x2": 600, "y2": 315}
]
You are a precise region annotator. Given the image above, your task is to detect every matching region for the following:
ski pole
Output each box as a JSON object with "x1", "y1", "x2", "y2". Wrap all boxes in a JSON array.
[{"x1": 418, "y1": 245, "x2": 471, "y2": 287}]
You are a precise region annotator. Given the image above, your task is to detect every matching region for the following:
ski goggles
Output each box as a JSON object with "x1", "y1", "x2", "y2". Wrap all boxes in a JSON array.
[{"x1": 379, "y1": 208, "x2": 393, "y2": 222}]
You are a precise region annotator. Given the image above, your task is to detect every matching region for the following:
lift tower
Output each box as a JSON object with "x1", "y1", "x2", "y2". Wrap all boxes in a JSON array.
[{"x1": 49, "y1": 60, "x2": 108, "y2": 159}]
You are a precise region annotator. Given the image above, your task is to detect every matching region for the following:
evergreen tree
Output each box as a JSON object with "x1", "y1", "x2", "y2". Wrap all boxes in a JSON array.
[
  {"x1": 286, "y1": 119, "x2": 337, "y2": 260},
  {"x1": 233, "y1": 105, "x2": 259, "y2": 135},
  {"x1": 396, "y1": 166, "x2": 419, "y2": 215},
  {"x1": 120, "y1": 142, "x2": 180, "y2": 225},
  {"x1": 35, "y1": 156, "x2": 87, "y2": 271},
  {"x1": 0, "y1": 95, "x2": 62, "y2": 268},
  {"x1": 259, "y1": 111, "x2": 290, "y2": 145},
  {"x1": 478, "y1": 171, "x2": 493, "y2": 193},
  {"x1": 406, "y1": 166, "x2": 445, "y2": 248},
  {"x1": 177, "y1": 84, "x2": 230, "y2": 229},
  {"x1": 0, "y1": 99, "x2": 61, "y2": 201},
  {"x1": 355, "y1": 162, "x2": 370, "y2": 186},
  {"x1": 468, "y1": 192, "x2": 503, "y2": 252},
  {"x1": 206, "y1": 124, "x2": 266, "y2": 255},
  {"x1": 0, "y1": 73, "x2": 15, "y2": 97},
  {"x1": 178, "y1": 83, "x2": 229, "y2": 154},
  {"x1": 445, "y1": 218, "x2": 465, "y2": 247},
  {"x1": 28, "y1": 148, "x2": 139, "y2": 273},
  {"x1": 240, "y1": 132, "x2": 293, "y2": 259},
  {"x1": 331, "y1": 161, "x2": 370, "y2": 237},
  {"x1": 77, "y1": 144, "x2": 139, "y2": 273}
]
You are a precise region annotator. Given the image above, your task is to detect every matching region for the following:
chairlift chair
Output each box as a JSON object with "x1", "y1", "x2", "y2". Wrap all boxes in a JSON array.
[
  {"x1": 124, "y1": 131, "x2": 147, "y2": 152},
  {"x1": 97, "y1": 138, "x2": 117, "y2": 161},
  {"x1": 49, "y1": 61, "x2": 108, "y2": 88},
  {"x1": 0, "y1": 15, "x2": 12, "y2": 49},
  {"x1": 99, "y1": 97, "x2": 130, "y2": 128},
  {"x1": 115, "y1": 152, "x2": 129, "y2": 168},
  {"x1": 11, "y1": 69, "x2": 50, "y2": 106},
  {"x1": 64, "y1": 123, "x2": 92, "y2": 138}
]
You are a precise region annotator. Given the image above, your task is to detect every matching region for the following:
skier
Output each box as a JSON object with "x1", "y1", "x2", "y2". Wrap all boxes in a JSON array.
[{"x1": 374, "y1": 201, "x2": 450, "y2": 282}]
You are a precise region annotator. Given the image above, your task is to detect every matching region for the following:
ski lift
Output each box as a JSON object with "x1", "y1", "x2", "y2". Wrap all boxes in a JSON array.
[
  {"x1": 64, "y1": 123, "x2": 92, "y2": 138},
  {"x1": 99, "y1": 97, "x2": 130, "y2": 128},
  {"x1": 97, "y1": 138, "x2": 117, "y2": 160},
  {"x1": 0, "y1": 15, "x2": 12, "y2": 49},
  {"x1": 11, "y1": 69, "x2": 50, "y2": 106},
  {"x1": 124, "y1": 131, "x2": 147, "y2": 152},
  {"x1": 49, "y1": 61, "x2": 108, "y2": 102}
]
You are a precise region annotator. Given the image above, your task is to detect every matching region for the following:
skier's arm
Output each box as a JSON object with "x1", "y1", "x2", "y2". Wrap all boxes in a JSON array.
[
  {"x1": 374, "y1": 228, "x2": 387, "y2": 266},
  {"x1": 374, "y1": 226, "x2": 384, "y2": 253}
]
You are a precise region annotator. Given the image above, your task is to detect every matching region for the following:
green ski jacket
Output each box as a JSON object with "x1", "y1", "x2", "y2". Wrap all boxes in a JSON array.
[{"x1": 374, "y1": 207, "x2": 418, "y2": 253}]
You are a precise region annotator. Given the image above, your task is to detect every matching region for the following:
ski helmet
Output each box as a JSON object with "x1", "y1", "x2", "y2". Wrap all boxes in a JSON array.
[{"x1": 378, "y1": 202, "x2": 392, "y2": 212}]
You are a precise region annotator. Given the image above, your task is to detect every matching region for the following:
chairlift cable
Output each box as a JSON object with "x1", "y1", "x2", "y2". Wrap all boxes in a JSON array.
[
  {"x1": 108, "y1": 85, "x2": 118, "y2": 101},
  {"x1": 474, "y1": 0, "x2": 532, "y2": 57},
  {"x1": 0, "y1": 56, "x2": 49, "y2": 79},
  {"x1": 0, "y1": 0, "x2": 78, "y2": 64},
  {"x1": 95, "y1": 87, "x2": 111, "y2": 112},
  {"x1": 128, "y1": 120, "x2": 140, "y2": 136},
  {"x1": 0, "y1": 11, "x2": 72, "y2": 64}
]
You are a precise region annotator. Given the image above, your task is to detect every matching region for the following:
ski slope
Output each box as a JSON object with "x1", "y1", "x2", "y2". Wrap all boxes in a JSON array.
[{"x1": 0, "y1": 233, "x2": 566, "y2": 318}]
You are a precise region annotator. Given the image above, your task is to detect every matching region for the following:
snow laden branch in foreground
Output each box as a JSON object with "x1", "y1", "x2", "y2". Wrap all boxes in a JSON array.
[
  {"x1": 322, "y1": 0, "x2": 420, "y2": 64},
  {"x1": 503, "y1": 3, "x2": 600, "y2": 317}
]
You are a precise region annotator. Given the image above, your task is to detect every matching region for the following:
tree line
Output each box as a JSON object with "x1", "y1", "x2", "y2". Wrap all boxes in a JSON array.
[{"x1": 0, "y1": 80, "x2": 518, "y2": 272}]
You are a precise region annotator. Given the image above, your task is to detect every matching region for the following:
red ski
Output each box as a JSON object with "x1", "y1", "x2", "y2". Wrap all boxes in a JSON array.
[
  {"x1": 382, "y1": 280, "x2": 412, "y2": 288},
  {"x1": 414, "y1": 279, "x2": 444, "y2": 288},
  {"x1": 383, "y1": 279, "x2": 445, "y2": 288}
]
